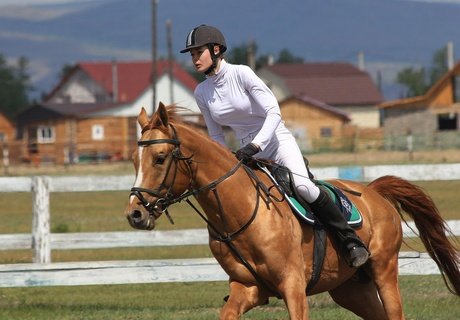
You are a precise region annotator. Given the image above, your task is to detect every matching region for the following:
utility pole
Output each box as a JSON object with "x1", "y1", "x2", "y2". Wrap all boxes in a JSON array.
[
  {"x1": 247, "y1": 39, "x2": 256, "y2": 71},
  {"x1": 166, "y1": 19, "x2": 174, "y2": 104},
  {"x1": 357, "y1": 51, "x2": 365, "y2": 71},
  {"x1": 151, "y1": 0, "x2": 158, "y2": 114},
  {"x1": 447, "y1": 41, "x2": 454, "y2": 70}
]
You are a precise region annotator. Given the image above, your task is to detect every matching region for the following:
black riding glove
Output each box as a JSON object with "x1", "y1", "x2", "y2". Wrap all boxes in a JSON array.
[{"x1": 235, "y1": 143, "x2": 260, "y2": 162}]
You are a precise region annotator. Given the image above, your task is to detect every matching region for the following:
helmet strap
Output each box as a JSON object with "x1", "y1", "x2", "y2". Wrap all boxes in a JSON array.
[{"x1": 205, "y1": 44, "x2": 221, "y2": 75}]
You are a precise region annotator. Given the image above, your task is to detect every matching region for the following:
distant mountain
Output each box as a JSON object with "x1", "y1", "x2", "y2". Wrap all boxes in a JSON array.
[{"x1": 0, "y1": 0, "x2": 459, "y2": 100}]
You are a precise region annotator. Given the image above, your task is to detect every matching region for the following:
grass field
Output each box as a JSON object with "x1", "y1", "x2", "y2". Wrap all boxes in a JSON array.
[
  {"x1": 1, "y1": 153, "x2": 459, "y2": 319},
  {"x1": 0, "y1": 180, "x2": 459, "y2": 263},
  {"x1": 0, "y1": 276, "x2": 459, "y2": 319}
]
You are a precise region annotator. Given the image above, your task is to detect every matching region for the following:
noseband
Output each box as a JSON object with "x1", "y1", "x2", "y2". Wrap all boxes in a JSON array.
[{"x1": 130, "y1": 124, "x2": 193, "y2": 223}]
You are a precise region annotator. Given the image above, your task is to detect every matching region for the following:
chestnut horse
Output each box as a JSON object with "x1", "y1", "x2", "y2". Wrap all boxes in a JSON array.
[{"x1": 125, "y1": 103, "x2": 460, "y2": 319}]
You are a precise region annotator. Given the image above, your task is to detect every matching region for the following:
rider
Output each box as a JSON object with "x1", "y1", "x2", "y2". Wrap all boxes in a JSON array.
[{"x1": 180, "y1": 24, "x2": 369, "y2": 268}]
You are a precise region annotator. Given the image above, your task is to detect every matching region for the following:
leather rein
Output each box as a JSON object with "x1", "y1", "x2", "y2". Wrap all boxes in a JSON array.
[{"x1": 129, "y1": 124, "x2": 280, "y2": 297}]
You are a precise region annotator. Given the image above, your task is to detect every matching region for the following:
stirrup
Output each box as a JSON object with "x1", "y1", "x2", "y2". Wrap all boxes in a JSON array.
[{"x1": 349, "y1": 245, "x2": 369, "y2": 268}]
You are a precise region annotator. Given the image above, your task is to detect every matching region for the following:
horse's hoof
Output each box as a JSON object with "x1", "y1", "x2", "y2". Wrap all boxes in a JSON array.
[{"x1": 350, "y1": 246, "x2": 369, "y2": 268}]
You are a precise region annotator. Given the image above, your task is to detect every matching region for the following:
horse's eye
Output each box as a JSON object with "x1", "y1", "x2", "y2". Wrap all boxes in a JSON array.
[{"x1": 154, "y1": 154, "x2": 166, "y2": 165}]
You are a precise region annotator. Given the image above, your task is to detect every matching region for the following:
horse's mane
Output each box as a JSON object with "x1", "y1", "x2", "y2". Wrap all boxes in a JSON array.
[
  {"x1": 164, "y1": 104, "x2": 190, "y2": 123},
  {"x1": 163, "y1": 104, "x2": 234, "y2": 157}
]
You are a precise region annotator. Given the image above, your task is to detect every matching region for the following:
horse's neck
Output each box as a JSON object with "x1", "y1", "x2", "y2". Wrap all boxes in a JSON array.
[
  {"x1": 178, "y1": 123, "x2": 237, "y2": 186},
  {"x1": 178, "y1": 124, "x2": 255, "y2": 229}
]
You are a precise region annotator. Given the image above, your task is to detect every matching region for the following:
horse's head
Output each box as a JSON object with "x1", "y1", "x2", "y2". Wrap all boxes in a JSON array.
[{"x1": 125, "y1": 103, "x2": 193, "y2": 230}]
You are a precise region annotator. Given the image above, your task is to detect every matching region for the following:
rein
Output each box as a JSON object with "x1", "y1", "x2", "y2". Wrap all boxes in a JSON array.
[{"x1": 130, "y1": 124, "x2": 280, "y2": 297}]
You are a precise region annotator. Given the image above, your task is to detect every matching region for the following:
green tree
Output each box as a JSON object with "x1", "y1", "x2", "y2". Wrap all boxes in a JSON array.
[
  {"x1": 396, "y1": 46, "x2": 449, "y2": 98},
  {"x1": 59, "y1": 63, "x2": 75, "y2": 80},
  {"x1": 227, "y1": 42, "x2": 256, "y2": 66},
  {"x1": 276, "y1": 48, "x2": 304, "y2": 64},
  {"x1": 0, "y1": 53, "x2": 31, "y2": 118},
  {"x1": 396, "y1": 67, "x2": 428, "y2": 97},
  {"x1": 428, "y1": 46, "x2": 448, "y2": 86},
  {"x1": 227, "y1": 43, "x2": 304, "y2": 69}
]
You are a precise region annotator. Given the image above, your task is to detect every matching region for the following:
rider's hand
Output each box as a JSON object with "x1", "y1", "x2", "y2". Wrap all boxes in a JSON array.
[{"x1": 235, "y1": 143, "x2": 260, "y2": 162}]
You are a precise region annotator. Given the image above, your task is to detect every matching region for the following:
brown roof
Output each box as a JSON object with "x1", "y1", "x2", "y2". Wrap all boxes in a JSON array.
[
  {"x1": 45, "y1": 60, "x2": 198, "y2": 103},
  {"x1": 380, "y1": 61, "x2": 460, "y2": 109},
  {"x1": 263, "y1": 63, "x2": 383, "y2": 106},
  {"x1": 16, "y1": 103, "x2": 120, "y2": 125}
]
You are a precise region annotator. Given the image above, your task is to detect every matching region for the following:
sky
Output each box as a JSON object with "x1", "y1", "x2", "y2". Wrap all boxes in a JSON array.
[
  {"x1": 1, "y1": 0, "x2": 460, "y2": 5},
  {"x1": 0, "y1": 0, "x2": 102, "y2": 5},
  {"x1": 1, "y1": 0, "x2": 458, "y2": 99},
  {"x1": 0, "y1": 0, "x2": 446, "y2": 3}
]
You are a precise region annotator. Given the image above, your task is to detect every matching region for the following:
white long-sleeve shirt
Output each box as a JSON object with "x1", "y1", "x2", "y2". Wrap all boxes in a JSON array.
[
  {"x1": 195, "y1": 60, "x2": 282, "y2": 151},
  {"x1": 195, "y1": 59, "x2": 320, "y2": 202}
]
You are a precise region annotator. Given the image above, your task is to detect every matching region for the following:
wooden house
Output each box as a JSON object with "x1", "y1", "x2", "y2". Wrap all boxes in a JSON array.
[
  {"x1": 16, "y1": 103, "x2": 137, "y2": 165},
  {"x1": 0, "y1": 112, "x2": 20, "y2": 167},
  {"x1": 258, "y1": 63, "x2": 384, "y2": 128},
  {"x1": 379, "y1": 61, "x2": 460, "y2": 150},
  {"x1": 0, "y1": 112, "x2": 15, "y2": 143},
  {"x1": 13, "y1": 60, "x2": 199, "y2": 165},
  {"x1": 45, "y1": 59, "x2": 199, "y2": 119},
  {"x1": 280, "y1": 94, "x2": 354, "y2": 152}
]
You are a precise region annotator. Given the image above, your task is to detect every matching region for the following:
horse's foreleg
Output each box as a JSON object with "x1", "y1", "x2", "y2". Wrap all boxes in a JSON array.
[
  {"x1": 220, "y1": 280, "x2": 268, "y2": 320},
  {"x1": 279, "y1": 275, "x2": 309, "y2": 320}
]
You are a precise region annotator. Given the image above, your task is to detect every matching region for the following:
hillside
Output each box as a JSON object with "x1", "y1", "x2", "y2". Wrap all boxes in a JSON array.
[{"x1": 0, "y1": 0, "x2": 459, "y2": 100}]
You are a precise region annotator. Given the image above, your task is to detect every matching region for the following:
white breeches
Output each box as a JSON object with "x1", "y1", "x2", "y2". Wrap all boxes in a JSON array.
[{"x1": 247, "y1": 128, "x2": 321, "y2": 203}]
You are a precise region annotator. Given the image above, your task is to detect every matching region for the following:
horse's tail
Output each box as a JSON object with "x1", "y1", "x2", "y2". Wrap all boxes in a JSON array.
[{"x1": 368, "y1": 175, "x2": 460, "y2": 296}]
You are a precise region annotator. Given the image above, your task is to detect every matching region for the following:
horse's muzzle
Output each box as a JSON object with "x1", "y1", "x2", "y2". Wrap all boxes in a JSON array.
[{"x1": 126, "y1": 209, "x2": 156, "y2": 230}]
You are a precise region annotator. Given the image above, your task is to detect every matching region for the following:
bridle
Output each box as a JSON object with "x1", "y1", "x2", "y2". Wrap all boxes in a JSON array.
[
  {"x1": 129, "y1": 124, "x2": 194, "y2": 223},
  {"x1": 129, "y1": 123, "x2": 281, "y2": 296}
]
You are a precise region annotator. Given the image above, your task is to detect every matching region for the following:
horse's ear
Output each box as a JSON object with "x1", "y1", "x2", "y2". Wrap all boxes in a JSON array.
[
  {"x1": 138, "y1": 107, "x2": 150, "y2": 129},
  {"x1": 153, "y1": 102, "x2": 169, "y2": 128}
]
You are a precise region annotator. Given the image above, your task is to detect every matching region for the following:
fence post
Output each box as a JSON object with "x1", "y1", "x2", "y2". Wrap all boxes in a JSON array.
[{"x1": 31, "y1": 176, "x2": 51, "y2": 263}]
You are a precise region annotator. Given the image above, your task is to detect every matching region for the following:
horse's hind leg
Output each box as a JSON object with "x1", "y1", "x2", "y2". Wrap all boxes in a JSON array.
[
  {"x1": 220, "y1": 280, "x2": 269, "y2": 319},
  {"x1": 328, "y1": 273, "x2": 388, "y2": 320},
  {"x1": 369, "y1": 256, "x2": 404, "y2": 319}
]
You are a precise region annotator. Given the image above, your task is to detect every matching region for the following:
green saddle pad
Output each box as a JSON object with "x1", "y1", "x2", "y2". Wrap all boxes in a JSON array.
[{"x1": 287, "y1": 181, "x2": 362, "y2": 227}]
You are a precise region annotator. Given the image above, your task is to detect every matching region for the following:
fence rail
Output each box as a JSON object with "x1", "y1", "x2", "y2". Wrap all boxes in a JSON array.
[
  {"x1": 1, "y1": 168, "x2": 459, "y2": 288},
  {"x1": 0, "y1": 253, "x2": 441, "y2": 288}
]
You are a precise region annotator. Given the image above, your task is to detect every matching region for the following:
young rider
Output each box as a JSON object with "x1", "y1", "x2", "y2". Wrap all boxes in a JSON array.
[{"x1": 180, "y1": 24, "x2": 369, "y2": 267}]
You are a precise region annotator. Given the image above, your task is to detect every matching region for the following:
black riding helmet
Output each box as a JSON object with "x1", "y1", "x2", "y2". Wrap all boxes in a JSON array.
[{"x1": 180, "y1": 24, "x2": 227, "y2": 74}]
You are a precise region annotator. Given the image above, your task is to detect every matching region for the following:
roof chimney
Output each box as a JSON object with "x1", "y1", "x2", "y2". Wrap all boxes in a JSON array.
[
  {"x1": 267, "y1": 54, "x2": 274, "y2": 66},
  {"x1": 111, "y1": 58, "x2": 118, "y2": 103}
]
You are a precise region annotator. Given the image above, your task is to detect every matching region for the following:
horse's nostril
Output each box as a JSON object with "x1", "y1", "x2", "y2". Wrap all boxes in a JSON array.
[{"x1": 130, "y1": 210, "x2": 142, "y2": 220}]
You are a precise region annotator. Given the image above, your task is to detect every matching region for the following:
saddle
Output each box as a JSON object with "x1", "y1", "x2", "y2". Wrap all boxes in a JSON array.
[
  {"x1": 247, "y1": 159, "x2": 365, "y2": 294},
  {"x1": 256, "y1": 159, "x2": 362, "y2": 228}
]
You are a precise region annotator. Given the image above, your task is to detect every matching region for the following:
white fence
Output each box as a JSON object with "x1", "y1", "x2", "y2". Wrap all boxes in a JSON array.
[{"x1": 0, "y1": 165, "x2": 459, "y2": 288}]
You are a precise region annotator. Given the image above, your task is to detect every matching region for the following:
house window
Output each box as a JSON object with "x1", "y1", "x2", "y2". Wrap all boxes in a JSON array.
[
  {"x1": 438, "y1": 113, "x2": 458, "y2": 131},
  {"x1": 320, "y1": 127, "x2": 332, "y2": 137},
  {"x1": 92, "y1": 124, "x2": 104, "y2": 140},
  {"x1": 0, "y1": 132, "x2": 4, "y2": 142},
  {"x1": 37, "y1": 126, "x2": 55, "y2": 143},
  {"x1": 453, "y1": 76, "x2": 460, "y2": 103}
]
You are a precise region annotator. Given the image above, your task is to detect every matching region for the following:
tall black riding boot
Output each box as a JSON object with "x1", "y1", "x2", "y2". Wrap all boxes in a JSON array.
[{"x1": 309, "y1": 188, "x2": 369, "y2": 268}]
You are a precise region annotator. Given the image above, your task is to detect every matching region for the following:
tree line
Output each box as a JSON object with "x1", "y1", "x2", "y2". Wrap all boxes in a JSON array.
[{"x1": 0, "y1": 45, "x2": 452, "y2": 119}]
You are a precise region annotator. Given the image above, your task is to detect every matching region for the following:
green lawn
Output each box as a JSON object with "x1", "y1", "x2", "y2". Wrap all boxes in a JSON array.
[
  {"x1": 0, "y1": 179, "x2": 459, "y2": 318},
  {"x1": 0, "y1": 276, "x2": 458, "y2": 319}
]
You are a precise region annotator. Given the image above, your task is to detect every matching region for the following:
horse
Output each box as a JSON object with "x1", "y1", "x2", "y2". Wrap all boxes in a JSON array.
[{"x1": 125, "y1": 103, "x2": 460, "y2": 319}]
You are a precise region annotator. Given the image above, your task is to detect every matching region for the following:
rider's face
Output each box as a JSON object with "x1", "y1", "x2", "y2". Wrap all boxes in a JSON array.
[{"x1": 190, "y1": 45, "x2": 219, "y2": 74}]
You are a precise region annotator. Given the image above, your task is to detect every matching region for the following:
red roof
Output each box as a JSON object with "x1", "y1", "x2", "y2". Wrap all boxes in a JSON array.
[
  {"x1": 79, "y1": 60, "x2": 198, "y2": 103},
  {"x1": 263, "y1": 63, "x2": 383, "y2": 106},
  {"x1": 45, "y1": 60, "x2": 198, "y2": 104}
]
